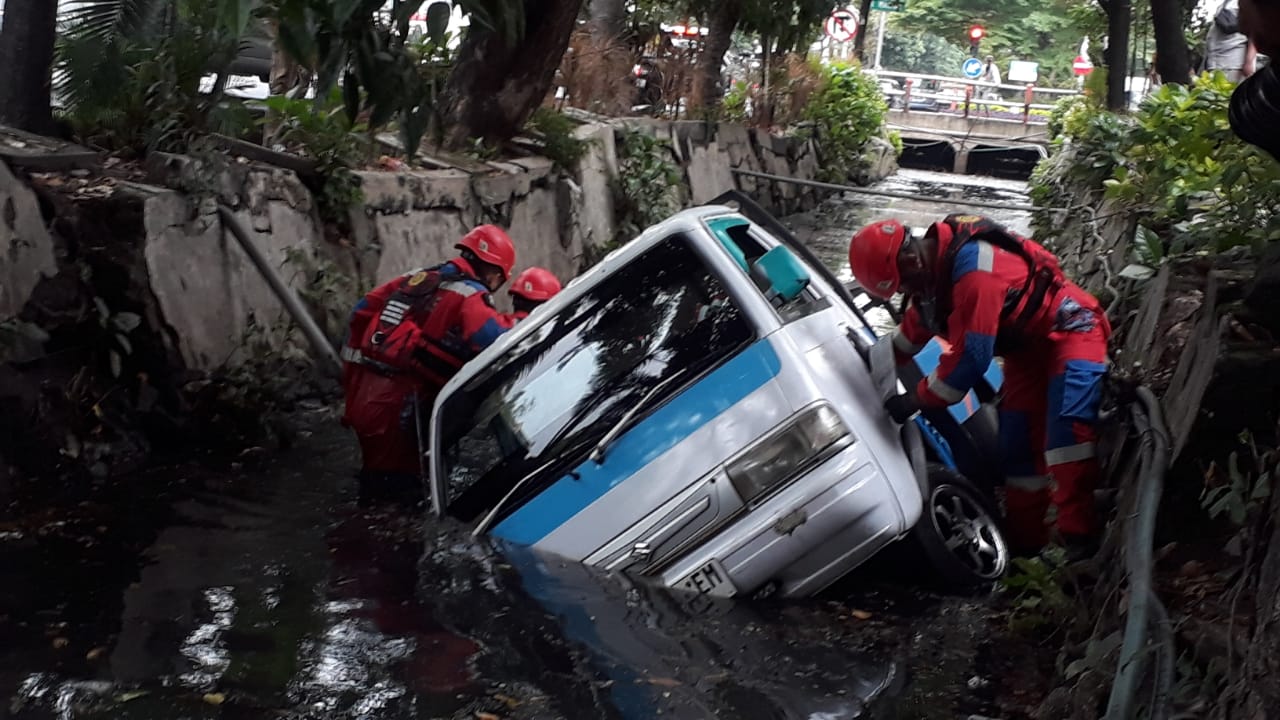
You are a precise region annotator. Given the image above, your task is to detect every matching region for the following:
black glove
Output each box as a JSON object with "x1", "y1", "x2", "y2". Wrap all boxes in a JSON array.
[{"x1": 884, "y1": 393, "x2": 920, "y2": 424}]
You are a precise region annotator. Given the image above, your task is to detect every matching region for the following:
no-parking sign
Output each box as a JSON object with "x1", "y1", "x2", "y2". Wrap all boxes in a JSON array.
[{"x1": 824, "y1": 8, "x2": 859, "y2": 42}]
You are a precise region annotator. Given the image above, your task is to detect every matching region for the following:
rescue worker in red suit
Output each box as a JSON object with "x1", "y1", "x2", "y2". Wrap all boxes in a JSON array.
[
  {"x1": 847, "y1": 215, "x2": 1111, "y2": 557},
  {"x1": 341, "y1": 225, "x2": 518, "y2": 506},
  {"x1": 506, "y1": 266, "x2": 562, "y2": 321}
]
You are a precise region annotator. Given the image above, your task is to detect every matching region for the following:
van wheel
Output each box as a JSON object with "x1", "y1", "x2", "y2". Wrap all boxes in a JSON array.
[{"x1": 913, "y1": 467, "x2": 1008, "y2": 587}]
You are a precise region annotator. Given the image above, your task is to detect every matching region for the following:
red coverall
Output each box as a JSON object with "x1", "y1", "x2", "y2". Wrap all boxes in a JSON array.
[
  {"x1": 892, "y1": 217, "x2": 1111, "y2": 551},
  {"x1": 341, "y1": 258, "x2": 514, "y2": 481}
]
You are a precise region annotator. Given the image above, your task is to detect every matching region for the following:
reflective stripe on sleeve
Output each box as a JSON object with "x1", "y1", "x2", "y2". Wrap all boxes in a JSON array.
[
  {"x1": 926, "y1": 371, "x2": 966, "y2": 404},
  {"x1": 1045, "y1": 442, "x2": 1097, "y2": 467},
  {"x1": 892, "y1": 329, "x2": 924, "y2": 355},
  {"x1": 1007, "y1": 475, "x2": 1051, "y2": 492}
]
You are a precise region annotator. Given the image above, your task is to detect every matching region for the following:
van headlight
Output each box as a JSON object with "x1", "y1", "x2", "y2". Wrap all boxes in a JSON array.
[{"x1": 725, "y1": 404, "x2": 853, "y2": 504}]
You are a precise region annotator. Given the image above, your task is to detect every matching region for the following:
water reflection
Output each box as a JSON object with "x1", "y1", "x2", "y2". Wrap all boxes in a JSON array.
[{"x1": 784, "y1": 168, "x2": 1034, "y2": 277}]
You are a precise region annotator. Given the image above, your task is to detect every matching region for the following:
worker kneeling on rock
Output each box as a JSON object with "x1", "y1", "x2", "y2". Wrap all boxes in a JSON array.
[
  {"x1": 507, "y1": 267, "x2": 562, "y2": 321},
  {"x1": 341, "y1": 224, "x2": 518, "y2": 507},
  {"x1": 847, "y1": 214, "x2": 1111, "y2": 558}
]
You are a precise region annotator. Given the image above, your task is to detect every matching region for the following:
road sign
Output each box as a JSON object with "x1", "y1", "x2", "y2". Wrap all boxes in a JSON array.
[
  {"x1": 1073, "y1": 54, "x2": 1094, "y2": 76},
  {"x1": 1008, "y1": 60, "x2": 1039, "y2": 83},
  {"x1": 871, "y1": 0, "x2": 905, "y2": 11},
  {"x1": 824, "y1": 8, "x2": 859, "y2": 42},
  {"x1": 962, "y1": 57, "x2": 983, "y2": 79}
]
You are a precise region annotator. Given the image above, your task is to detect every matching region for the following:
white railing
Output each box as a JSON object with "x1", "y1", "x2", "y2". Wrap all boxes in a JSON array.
[{"x1": 867, "y1": 69, "x2": 1081, "y2": 125}]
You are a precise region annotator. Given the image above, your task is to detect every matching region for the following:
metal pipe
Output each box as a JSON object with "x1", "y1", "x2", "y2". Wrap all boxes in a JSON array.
[
  {"x1": 1105, "y1": 385, "x2": 1171, "y2": 720},
  {"x1": 729, "y1": 168, "x2": 1063, "y2": 214},
  {"x1": 216, "y1": 205, "x2": 343, "y2": 375}
]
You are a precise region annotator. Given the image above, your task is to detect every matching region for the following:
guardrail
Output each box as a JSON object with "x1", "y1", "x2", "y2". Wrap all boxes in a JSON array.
[{"x1": 869, "y1": 69, "x2": 1081, "y2": 125}]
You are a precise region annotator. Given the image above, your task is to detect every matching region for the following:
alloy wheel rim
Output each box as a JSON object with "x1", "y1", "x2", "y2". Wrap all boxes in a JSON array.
[{"x1": 930, "y1": 485, "x2": 1008, "y2": 580}]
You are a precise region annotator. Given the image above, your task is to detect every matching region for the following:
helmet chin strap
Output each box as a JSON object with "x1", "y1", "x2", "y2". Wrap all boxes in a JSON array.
[{"x1": 899, "y1": 231, "x2": 941, "y2": 331}]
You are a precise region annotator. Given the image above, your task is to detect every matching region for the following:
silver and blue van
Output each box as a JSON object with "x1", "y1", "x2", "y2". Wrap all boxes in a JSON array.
[{"x1": 430, "y1": 193, "x2": 1009, "y2": 599}]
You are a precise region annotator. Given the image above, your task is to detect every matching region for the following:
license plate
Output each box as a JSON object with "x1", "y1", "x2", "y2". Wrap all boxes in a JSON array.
[
  {"x1": 675, "y1": 559, "x2": 736, "y2": 597},
  {"x1": 636, "y1": 78, "x2": 647, "y2": 88}
]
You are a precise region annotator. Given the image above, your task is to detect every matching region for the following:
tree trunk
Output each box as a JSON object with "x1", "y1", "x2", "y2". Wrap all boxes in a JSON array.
[
  {"x1": 0, "y1": 0, "x2": 58, "y2": 134},
  {"x1": 1150, "y1": 0, "x2": 1192, "y2": 85},
  {"x1": 587, "y1": 0, "x2": 627, "y2": 42},
  {"x1": 691, "y1": 0, "x2": 743, "y2": 111},
  {"x1": 1106, "y1": 0, "x2": 1131, "y2": 110},
  {"x1": 441, "y1": 0, "x2": 585, "y2": 150},
  {"x1": 853, "y1": 0, "x2": 874, "y2": 62}
]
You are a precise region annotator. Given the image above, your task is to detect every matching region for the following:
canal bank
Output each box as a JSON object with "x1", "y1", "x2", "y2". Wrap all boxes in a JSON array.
[{"x1": 0, "y1": 169, "x2": 1055, "y2": 720}]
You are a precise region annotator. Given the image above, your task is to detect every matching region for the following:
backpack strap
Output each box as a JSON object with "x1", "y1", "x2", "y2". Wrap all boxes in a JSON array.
[{"x1": 933, "y1": 215, "x2": 1061, "y2": 346}]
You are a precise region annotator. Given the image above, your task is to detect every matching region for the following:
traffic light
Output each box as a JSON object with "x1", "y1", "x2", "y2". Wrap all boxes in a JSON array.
[{"x1": 968, "y1": 24, "x2": 985, "y2": 57}]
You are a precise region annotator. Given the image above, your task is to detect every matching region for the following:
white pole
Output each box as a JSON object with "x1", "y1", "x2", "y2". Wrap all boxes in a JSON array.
[{"x1": 874, "y1": 11, "x2": 887, "y2": 70}]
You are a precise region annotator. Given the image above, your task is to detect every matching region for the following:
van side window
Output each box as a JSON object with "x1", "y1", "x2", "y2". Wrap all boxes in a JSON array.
[{"x1": 722, "y1": 222, "x2": 830, "y2": 323}]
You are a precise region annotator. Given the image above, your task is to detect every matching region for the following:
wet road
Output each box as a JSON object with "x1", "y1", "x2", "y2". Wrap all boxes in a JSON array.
[{"x1": 0, "y1": 171, "x2": 1044, "y2": 720}]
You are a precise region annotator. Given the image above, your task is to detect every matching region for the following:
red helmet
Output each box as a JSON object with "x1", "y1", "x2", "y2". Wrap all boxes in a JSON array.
[
  {"x1": 849, "y1": 219, "x2": 908, "y2": 300},
  {"x1": 456, "y1": 225, "x2": 517, "y2": 282},
  {"x1": 509, "y1": 267, "x2": 562, "y2": 302}
]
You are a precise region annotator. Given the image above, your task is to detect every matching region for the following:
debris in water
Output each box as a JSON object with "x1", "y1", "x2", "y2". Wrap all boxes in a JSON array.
[
  {"x1": 202, "y1": 692, "x2": 225, "y2": 705},
  {"x1": 851, "y1": 609, "x2": 873, "y2": 620}
]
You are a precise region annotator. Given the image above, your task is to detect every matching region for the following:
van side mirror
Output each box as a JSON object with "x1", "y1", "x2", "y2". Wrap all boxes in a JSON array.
[{"x1": 750, "y1": 246, "x2": 811, "y2": 306}]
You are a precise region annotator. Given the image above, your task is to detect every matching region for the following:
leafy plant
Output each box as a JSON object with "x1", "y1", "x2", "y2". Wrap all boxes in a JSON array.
[
  {"x1": 798, "y1": 61, "x2": 890, "y2": 184},
  {"x1": 525, "y1": 108, "x2": 588, "y2": 170},
  {"x1": 261, "y1": 90, "x2": 369, "y2": 220},
  {"x1": 721, "y1": 80, "x2": 752, "y2": 124},
  {"x1": 611, "y1": 129, "x2": 682, "y2": 246},
  {"x1": 1100, "y1": 74, "x2": 1280, "y2": 255},
  {"x1": 281, "y1": 245, "x2": 358, "y2": 343},
  {"x1": 1201, "y1": 432, "x2": 1274, "y2": 535},
  {"x1": 0, "y1": 318, "x2": 52, "y2": 365},
  {"x1": 54, "y1": 0, "x2": 257, "y2": 154},
  {"x1": 91, "y1": 297, "x2": 143, "y2": 379},
  {"x1": 1000, "y1": 546, "x2": 1072, "y2": 632},
  {"x1": 266, "y1": 0, "x2": 520, "y2": 158}
]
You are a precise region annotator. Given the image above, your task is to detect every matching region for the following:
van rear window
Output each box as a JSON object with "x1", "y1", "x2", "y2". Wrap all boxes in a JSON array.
[{"x1": 437, "y1": 234, "x2": 755, "y2": 523}]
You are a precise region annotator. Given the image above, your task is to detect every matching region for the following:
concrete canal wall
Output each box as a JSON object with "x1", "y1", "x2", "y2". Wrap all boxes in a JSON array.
[{"x1": 1, "y1": 119, "x2": 896, "y2": 372}]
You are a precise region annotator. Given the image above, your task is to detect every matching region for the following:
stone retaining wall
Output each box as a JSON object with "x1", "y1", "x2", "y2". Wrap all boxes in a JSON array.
[{"x1": 2, "y1": 118, "x2": 891, "y2": 371}]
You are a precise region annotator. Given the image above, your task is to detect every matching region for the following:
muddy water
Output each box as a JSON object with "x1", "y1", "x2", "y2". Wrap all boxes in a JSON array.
[{"x1": 0, "y1": 171, "x2": 1044, "y2": 720}]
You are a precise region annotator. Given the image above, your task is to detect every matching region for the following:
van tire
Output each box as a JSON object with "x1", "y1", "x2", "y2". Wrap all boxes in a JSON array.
[{"x1": 913, "y1": 466, "x2": 1009, "y2": 588}]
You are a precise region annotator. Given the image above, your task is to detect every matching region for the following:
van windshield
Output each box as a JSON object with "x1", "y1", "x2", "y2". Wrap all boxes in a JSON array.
[{"x1": 437, "y1": 233, "x2": 755, "y2": 523}]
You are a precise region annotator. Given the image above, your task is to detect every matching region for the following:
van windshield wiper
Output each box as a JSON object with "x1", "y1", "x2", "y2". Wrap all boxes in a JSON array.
[
  {"x1": 589, "y1": 360, "x2": 704, "y2": 465},
  {"x1": 473, "y1": 431, "x2": 598, "y2": 538},
  {"x1": 529, "y1": 347, "x2": 669, "y2": 461}
]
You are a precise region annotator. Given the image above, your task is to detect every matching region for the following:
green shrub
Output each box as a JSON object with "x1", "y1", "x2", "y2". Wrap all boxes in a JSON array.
[
  {"x1": 262, "y1": 90, "x2": 370, "y2": 222},
  {"x1": 525, "y1": 108, "x2": 588, "y2": 170},
  {"x1": 611, "y1": 129, "x2": 682, "y2": 245},
  {"x1": 798, "y1": 61, "x2": 889, "y2": 183},
  {"x1": 1103, "y1": 73, "x2": 1280, "y2": 254},
  {"x1": 722, "y1": 80, "x2": 751, "y2": 123},
  {"x1": 1030, "y1": 73, "x2": 1280, "y2": 256},
  {"x1": 54, "y1": 0, "x2": 253, "y2": 155}
]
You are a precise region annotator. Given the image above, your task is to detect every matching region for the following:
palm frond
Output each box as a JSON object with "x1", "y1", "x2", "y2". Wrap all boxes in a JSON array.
[
  {"x1": 54, "y1": 31, "x2": 148, "y2": 114},
  {"x1": 61, "y1": 0, "x2": 168, "y2": 42}
]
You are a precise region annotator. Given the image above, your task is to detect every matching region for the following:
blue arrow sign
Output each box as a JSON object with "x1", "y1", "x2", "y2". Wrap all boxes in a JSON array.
[{"x1": 962, "y1": 57, "x2": 983, "y2": 79}]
